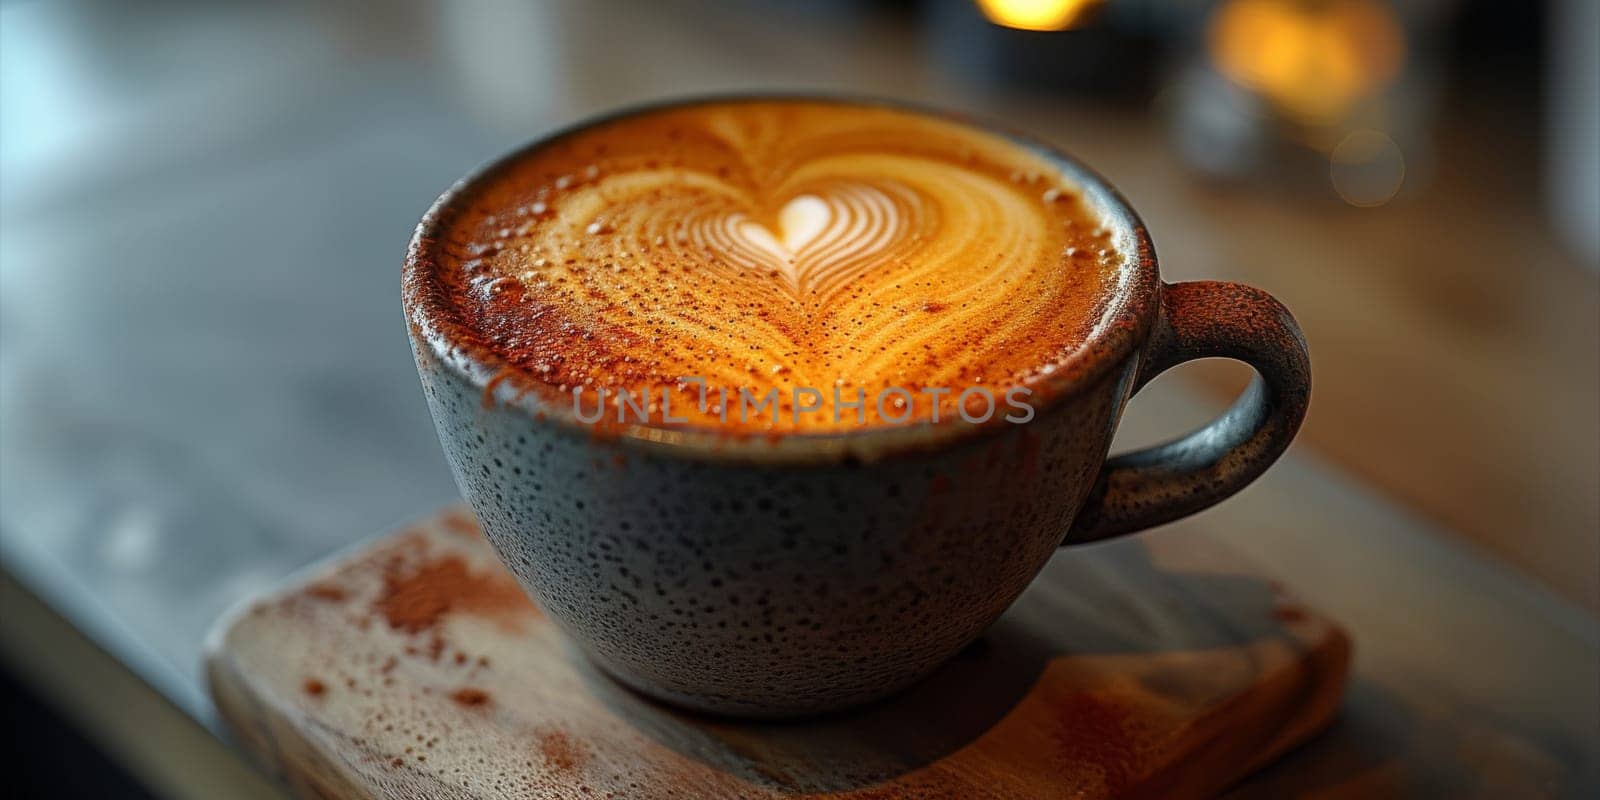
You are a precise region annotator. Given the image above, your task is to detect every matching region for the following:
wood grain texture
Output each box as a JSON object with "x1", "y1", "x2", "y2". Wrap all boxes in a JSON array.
[{"x1": 206, "y1": 506, "x2": 1349, "y2": 799}]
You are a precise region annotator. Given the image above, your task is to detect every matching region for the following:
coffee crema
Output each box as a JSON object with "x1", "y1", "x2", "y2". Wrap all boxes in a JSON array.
[{"x1": 425, "y1": 100, "x2": 1126, "y2": 433}]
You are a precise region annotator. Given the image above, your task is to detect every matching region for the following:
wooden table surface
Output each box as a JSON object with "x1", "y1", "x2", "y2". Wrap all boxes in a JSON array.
[{"x1": 206, "y1": 508, "x2": 1353, "y2": 799}]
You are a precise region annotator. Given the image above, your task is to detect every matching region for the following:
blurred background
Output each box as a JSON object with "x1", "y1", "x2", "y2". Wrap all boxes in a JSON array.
[{"x1": 0, "y1": 0, "x2": 1596, "y2": 795}]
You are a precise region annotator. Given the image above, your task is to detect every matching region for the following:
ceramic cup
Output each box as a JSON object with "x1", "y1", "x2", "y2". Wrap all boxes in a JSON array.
[{"x1": 403, "y1": 97, "x2": 1311, "y2": 717}]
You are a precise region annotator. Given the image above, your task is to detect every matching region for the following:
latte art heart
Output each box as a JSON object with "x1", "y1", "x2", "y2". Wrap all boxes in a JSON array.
[
  {"x1": 433, "y1": 100, "x2": 1126, "y2": 433},
  {"x1": 694, "y1": 185, "x2": 920, "y2": 300}
]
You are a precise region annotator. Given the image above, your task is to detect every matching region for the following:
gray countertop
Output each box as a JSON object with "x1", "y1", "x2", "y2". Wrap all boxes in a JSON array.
[{"x1": 2, "y1": 2, "x2": 1595, "y2": 797}]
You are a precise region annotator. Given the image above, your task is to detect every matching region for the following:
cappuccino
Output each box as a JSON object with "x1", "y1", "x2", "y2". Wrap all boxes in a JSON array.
[{"x1": 425, "y1": 100, "x2": 1124, "y2": 433}]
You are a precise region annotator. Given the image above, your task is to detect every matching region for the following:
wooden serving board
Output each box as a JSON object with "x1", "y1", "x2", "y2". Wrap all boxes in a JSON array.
[{"x1": 206, "y1": 506, "x2": 1349, "y2": 799}]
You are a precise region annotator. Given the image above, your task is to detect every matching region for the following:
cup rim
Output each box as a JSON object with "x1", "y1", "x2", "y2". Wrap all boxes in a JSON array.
[{"x1": 403, "y1": 93, "x2": 1160, "y2": 464}]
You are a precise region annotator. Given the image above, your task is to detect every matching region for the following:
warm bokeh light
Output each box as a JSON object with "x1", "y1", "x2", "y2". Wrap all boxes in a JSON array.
[
  {"x1": 1208, "y1": 0, "x2": 1405, "y2": 123},
  {"x1": 975, "y1": 0, "x2": 1103, "y2": 31},
  {"x1": 1330, "y1": 129, "x2": 1405, "y2": 206}
]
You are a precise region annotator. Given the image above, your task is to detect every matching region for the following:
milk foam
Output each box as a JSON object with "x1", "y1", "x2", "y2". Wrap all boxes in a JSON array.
[{"x1": 703, "y1": 187, "x2": 908, "y2": 297}]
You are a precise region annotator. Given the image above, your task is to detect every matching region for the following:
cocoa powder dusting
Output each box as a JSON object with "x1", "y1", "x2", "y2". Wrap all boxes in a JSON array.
[
  {"x1": 537, "y1": 729, "x2": 587, "y2": 772},
  {"x1": 440, "y1": 509, "x2": 481, "y2": 538},
  {"x1": 1274, "y1": 605, "x2": 1308, "y2": 624},
  {"x1": 412, "y1": 101, "x2": 1120, "y2": 437},
  {"x1": 303, "y1": 583, "x2": 347, "y2": 603},
  {"x1": 373, "y1": 555, "x2": 533, "y2": 635},
  {"x1": 1051, "y1": 691, "x2": 1159, "y2": 794},
  {"x1": 450, "y1": 687, "x2": 491, "y2": 707},
  {"x1": 424, "y1": 633, "x2": 446, "y2": 661}
]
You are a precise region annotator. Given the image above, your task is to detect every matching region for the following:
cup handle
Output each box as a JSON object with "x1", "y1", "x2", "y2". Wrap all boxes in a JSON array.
[{"x1": 1064, "y1": 281, "x2": 1312, "y2": 545}]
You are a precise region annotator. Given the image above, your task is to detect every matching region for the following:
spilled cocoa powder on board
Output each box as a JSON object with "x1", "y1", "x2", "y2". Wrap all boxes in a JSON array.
[
  {"x1": 450, "y1": 687, "x2": 492, "y2": 707},
  {"x1": 1274, "y1": 604, "x2": 1309, "y2": 624},
  {"x1": 373, "y1": 554, "x2": 533, "y2": 634},
  {"x1": 302, "y1": 583, "x2": 348, "y2": 603},
  {"x1": 537, "y1": 728, "x2": 587, "y2": 773},
  {"x1": 1050, "y1": 690, "x2": 1160, "y2": 795},
  {"x1": 439, "y1": 508, "x2": 481, "y2": 538}
]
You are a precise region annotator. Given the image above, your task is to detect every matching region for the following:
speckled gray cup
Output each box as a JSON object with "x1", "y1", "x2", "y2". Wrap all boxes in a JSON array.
[{"x1": 403, "y1": 97, "x2": 1311, "y2": 717}]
